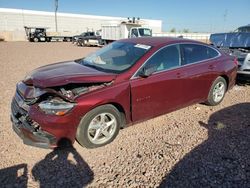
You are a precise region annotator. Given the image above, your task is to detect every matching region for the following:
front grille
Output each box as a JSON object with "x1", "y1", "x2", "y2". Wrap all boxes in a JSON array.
[
  {"x1": 11, "y1": 95, "x2": 28, "y2": 117},
  {"x1": 11, "y1": 96, "x2": 38, "y2": 132},
  {"x1": 11, "y1": 99, "x2": 27, "y2": 118},
  {"x1": 11, "y1": 99, "x2": 20, "y2": 116}
]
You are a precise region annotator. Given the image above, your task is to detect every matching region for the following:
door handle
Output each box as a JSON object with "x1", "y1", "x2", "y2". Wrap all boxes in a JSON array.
[
  {"x1": 176, "y1": 72, "x2": 185, "y2": 78},
  {"x1": 208, "y1": 65, "x2": 216, "y2": 70}
]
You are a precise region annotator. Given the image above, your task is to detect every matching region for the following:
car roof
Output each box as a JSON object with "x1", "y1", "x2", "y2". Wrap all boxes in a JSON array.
[
  {"x1": 238, "y1": 25, "x2": 250, "y2": 29},
  {"x1": 119, "y1": 37, "x2": 204, "y2": 47}
]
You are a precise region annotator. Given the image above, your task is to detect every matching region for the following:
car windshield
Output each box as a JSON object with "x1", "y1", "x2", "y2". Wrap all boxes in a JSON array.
[
  {"x1": 80, "y1": 42, "x2": 151, "y2": 73},
  {"x1": 138, "y1": 28, "x2": 152, "y2": 36}
]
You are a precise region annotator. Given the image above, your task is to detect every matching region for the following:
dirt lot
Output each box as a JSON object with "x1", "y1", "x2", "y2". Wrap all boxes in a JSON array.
[{"x1": 0, "y1": 42, "x2": 249, "y2": 187}]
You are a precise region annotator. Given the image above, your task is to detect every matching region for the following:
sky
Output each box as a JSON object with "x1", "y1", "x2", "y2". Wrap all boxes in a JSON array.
[{"x1": 0, "y1": 0, "x2": 250, "y2": 33}]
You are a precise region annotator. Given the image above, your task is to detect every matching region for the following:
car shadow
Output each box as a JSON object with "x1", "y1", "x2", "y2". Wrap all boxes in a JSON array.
[
  {"x1": 159, "y1": 103, "x2": 250, "y2": 187},
  {"x1": 32, "y1": 142, "x2": 93, "y2": 187},
  {"x1": 0, "y1": 163, "x2": 28, "y2": 187}
]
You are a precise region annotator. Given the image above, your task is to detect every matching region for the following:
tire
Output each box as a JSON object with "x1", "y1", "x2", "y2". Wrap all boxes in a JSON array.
[
  {"x1": 76, "y1": 104, "x2": 121, "y2": 148},
  {"x1": 81, "y1": 40, "x2": 86, "y2": 46},
  {"x1": 33, "y1": 37, "x2": 39, "y2": 42},
  {"x1": 103, "y1": 40, "x2": 108, "y2": 45},
  {"x1": 206, "y1": 76, "x2": 227, "y2": 106},
  {"x1": 76, "y1": 41, "x2": 81, "y2": 46}
]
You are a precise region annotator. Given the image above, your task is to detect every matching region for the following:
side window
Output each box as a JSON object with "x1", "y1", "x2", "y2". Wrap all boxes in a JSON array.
[
  {"x1": 140, "y1": 45, "x2": 180, "y2": 74},
  {"x1": 207, "y1": 47, "x2": 219, "y2": 58},
  {"x1": 181, "y1": 44, "x2": 219, "y2": 65},
  {"x1": 131, "y1": 29, "x2": 139, "y2": 37}
]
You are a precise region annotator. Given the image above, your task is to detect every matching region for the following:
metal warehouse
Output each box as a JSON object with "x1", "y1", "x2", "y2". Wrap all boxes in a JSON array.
[{"x1": 0, "y1": 8, "x2": 162, "y2": 41}]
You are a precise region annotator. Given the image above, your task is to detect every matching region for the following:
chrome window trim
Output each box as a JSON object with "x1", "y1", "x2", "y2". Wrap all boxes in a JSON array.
[{"x1": 130, "y1": 42, "x2": 221, "y2": 80}]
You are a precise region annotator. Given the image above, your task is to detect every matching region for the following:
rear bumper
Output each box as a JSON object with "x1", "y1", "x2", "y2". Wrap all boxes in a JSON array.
[
  {"x1": 11, "y1": 114, "x2": 57, "y2": 149},
  {"x1": 238, "y1": 70, "x2": 250, "y2": 75},
  {"x1": 237, "y1": 70, "x2": 250, "y2": 81}
]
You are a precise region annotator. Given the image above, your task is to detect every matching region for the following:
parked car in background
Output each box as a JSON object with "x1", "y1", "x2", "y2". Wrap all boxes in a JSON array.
[
  {"x1": 24, "y1": 26, "x2": 72, "y2": 42},
  {"x1": 11, "y1": 37, "x2": 237, "y2": 149},
  {"x1": 72, "y1": 31, "x2": 101, "y2": 46},
  {"x1": 72, "y1": 32, "x2": 86, "y2": 44},
  {"x1": 210, "y1": 24, "x2": 250, "y2": 81}
]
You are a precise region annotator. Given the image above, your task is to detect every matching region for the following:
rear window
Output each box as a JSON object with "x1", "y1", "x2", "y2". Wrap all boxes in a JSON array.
[{"x1": 181, "y1": 44, "x2": 219, "y2": 65}]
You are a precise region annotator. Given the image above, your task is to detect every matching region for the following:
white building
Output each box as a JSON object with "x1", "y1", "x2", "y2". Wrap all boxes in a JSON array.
[{"x1": 0, "y1": 8, "x2": 162, "y2": 41}]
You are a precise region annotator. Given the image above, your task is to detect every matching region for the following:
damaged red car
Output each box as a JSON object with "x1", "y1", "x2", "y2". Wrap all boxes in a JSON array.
[{"x1": 11, "y1": 37, "x2": 237, "y2": 149}]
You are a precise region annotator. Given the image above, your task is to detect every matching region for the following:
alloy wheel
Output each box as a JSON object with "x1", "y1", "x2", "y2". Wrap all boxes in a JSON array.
[
  {"x1": 212, "y1": 81, "x2": 226, "y2": 103},
  {"x1": 87, "y1": 113, "x2": 117, "y2": 145}
]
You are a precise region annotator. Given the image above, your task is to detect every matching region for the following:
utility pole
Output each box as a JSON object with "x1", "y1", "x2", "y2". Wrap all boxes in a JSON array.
[
  {"x1": 55, "y1": 0, "x2": 58, "y2": 32},
  {"x1": 223, "y1": 9, "x2": 228, "y2": 32}
]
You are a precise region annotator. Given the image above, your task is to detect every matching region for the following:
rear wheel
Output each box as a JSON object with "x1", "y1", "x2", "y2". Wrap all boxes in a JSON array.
[
  {"x1": 76, "y1": 105, "x2": 121, "y2": 148},
  {"x1": 206, "y1": 77, "x2": 227, "y2": 106},
  {"x1": 33, "y1": 37, "x2": 39, "y2": 42}
]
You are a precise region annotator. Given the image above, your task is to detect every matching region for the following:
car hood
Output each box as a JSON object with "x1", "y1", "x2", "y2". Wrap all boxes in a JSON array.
[
  {"x1": 23, "y1": 61, "x2": 117, "y2": 88},
  {"x1": 210, "y1": 32, "x2": 250, "y2": 48}
]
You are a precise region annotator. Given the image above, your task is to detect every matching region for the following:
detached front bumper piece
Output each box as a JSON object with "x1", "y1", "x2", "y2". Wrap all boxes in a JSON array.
[{"x1": 11, "y1": 95, "x2": 57, "y2": 149}]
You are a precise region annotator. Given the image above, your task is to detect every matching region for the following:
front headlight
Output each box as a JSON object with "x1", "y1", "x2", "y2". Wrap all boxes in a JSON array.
[{"x1": 38, "y1": 99, "x2": 75, "y2": 116}]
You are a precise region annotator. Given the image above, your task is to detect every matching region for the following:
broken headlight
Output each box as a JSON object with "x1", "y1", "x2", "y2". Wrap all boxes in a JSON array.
[{"x1": 38, "y1": 99, "x2": 75, "y2": 116}]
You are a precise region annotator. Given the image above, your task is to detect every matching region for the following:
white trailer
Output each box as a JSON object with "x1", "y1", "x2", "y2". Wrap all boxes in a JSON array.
[{"x1": 101, "y1": 22, "x2": 152, "y2": 44}]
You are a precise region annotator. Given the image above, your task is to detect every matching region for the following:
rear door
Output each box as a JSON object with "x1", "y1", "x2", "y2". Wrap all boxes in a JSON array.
[
  {"x1": 179, "y1": 43, "x2": 221, "y2": 105},
  {"x1": 130, "y1": 44, "x2": 185, "y2": 122}
]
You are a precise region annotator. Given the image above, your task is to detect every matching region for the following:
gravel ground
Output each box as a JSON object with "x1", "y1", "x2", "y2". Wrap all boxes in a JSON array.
[{"x1": 0, "y1": 42, "x2": 249, "y2": 188}]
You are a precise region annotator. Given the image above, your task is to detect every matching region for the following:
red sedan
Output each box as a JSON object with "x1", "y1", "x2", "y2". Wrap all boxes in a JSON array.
[{"x1": 11, "y1": 37, "x2": 237, "y2": 149}]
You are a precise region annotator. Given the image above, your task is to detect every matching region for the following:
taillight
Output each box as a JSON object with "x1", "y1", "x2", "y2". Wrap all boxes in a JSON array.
[{"x1": 233, "y1": 57, "x2": 238, "y2": 66}]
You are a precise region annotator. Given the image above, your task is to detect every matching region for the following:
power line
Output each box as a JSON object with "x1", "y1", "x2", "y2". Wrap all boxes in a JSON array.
[{"x1": 55, "y1": 0, "x2": 58, "y2": 32}]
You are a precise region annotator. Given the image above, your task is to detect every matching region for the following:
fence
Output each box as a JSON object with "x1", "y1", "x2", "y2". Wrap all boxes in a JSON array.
[{"x1": 153, "y1": 32, "x2": 211, "y2": 43}]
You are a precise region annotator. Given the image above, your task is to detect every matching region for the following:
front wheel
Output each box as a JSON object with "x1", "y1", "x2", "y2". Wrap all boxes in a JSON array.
[
  {"x1": 206, "y1": 76, "x2": 227, "y2": 106},
  {"x1": 76, "y1": 105, "x2": 121, "y2": 148},
  {"x1": 81, "y1": 39, "x2": 87, "y2": 46},
  {"x1": 46, "y1": 37, "x2": 51, "y2": 42}
]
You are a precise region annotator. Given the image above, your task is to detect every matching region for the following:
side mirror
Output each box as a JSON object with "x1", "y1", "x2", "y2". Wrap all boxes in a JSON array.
[{"x1": 139, "y1": 66, "x2": 156, "y2": 78}]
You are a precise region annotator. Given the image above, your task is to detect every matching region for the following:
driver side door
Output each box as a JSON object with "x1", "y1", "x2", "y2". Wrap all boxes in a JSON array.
[{"x1": 130, "y1": 44, "x2": 185, "y2": 122}]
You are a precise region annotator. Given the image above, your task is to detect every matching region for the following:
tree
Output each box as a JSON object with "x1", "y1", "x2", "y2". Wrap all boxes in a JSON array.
[
  {"x1": 183, "y1": 29, "x2": 189, "y2": 33},
  {"x1": 170, "y1": 28, "x2": 176, "y2": 33}
]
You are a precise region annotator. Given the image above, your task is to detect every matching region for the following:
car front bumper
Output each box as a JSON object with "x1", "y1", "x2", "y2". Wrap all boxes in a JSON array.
[
  {"x1": 10, "y1": 90, "x2": 82, "y2": 149},
  {"x1": 11, "y1": 113, "x2": 57, "y2": 149},
  {"x1": 10, "y1": 96, "x2": 57, "y2": 149}
]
